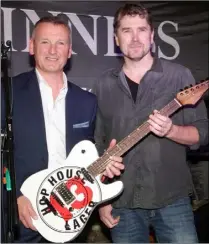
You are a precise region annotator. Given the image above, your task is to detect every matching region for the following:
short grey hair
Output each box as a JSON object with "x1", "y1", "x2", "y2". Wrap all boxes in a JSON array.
[{"x1": 32, "y1": 16, "x2": 71, "y2": 43}]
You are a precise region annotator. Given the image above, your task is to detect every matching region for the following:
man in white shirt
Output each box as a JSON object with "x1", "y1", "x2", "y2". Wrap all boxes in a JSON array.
[{"x1": 1, "y1": 16, "x2": 124, "y2": 243}]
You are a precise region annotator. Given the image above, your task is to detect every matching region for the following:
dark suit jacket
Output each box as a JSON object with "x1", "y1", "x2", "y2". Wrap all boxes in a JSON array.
[{"x1": 1, "y1": 70, "x2": 97, "y2": 242}]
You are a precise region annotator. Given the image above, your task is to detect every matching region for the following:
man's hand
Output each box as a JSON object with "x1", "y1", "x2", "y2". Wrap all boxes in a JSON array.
[
  {"x1": 99, "y1": 204, "x2": 120, "y2": 228},
  {"x1": 17, "y1": 196, "x2": 38, "y2": 231},
  {"x1": 103, "y1": 139, "x2": 124, "y2": 178},
  {"x1": 148, "y1": 110, "x2": 173, "y2": 137}
]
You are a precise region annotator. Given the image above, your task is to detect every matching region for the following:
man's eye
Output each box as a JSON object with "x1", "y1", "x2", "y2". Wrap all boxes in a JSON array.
[{"x1": 58, "y1": 41, "x2": 65, "y2": 45}]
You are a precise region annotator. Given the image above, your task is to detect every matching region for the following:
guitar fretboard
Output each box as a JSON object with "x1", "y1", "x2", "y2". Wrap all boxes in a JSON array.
[{"x1": 87, "y1": 98, "x2": 182, "y2": 177}]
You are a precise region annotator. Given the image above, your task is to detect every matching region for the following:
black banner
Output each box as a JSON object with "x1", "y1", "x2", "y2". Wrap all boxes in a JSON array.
[{"x1": 1, "y1": 1, "x2": 209, "y2": 91}]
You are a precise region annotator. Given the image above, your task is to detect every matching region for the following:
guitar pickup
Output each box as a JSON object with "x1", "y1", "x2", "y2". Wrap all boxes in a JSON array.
[{"x1": 81, "y1": 168, "x2": 94, "y2": 184}]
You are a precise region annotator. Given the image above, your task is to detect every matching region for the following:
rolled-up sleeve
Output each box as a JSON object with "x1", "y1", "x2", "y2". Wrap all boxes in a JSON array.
[{"x1": 181, "y1": 68, "x2": 209, "y2": 149}]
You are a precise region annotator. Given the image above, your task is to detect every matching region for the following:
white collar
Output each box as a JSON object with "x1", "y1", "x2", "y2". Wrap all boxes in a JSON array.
[{"x1": 35, "y1": 68, "x2": 68, "y2": 89}]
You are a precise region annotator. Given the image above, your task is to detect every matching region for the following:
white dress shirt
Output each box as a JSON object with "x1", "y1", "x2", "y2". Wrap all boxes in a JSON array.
[{"x1": 36, "y1": 69, "x2": 68, "y2": 169}]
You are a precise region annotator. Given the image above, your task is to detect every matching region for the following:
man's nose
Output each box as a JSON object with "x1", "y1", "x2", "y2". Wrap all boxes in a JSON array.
[
  {"x1": 132, "y1": 31, "x2": 139, "y2": 41},
  {"x1": 49, "y1": 44, "x2": 57, "y2": 54}
]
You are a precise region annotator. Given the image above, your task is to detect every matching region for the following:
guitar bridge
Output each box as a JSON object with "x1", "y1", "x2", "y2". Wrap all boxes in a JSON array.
[{"x1": 55, "y1": 182, "x2": 75, "y2": 205}]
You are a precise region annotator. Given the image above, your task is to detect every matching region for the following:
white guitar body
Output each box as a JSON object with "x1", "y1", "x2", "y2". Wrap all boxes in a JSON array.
[{"x1": 20, "y1": 140, "x2": 123, "y2": 243}]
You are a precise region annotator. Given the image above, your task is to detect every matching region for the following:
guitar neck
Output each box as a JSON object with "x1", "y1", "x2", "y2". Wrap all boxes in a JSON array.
[{"x1": 88, "y1": 98, "x2": 182, "y2": 176}]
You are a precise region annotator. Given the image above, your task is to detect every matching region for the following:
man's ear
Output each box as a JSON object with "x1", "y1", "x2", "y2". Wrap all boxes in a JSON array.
[
  {"x1": 29, "y1": 39, "x2": 34, "y2": 55},
  {"x1": 151, "y1": 30, "x2": 154, "y2": 45},
  {"x1": 114, "y1": 34, "x2": 119, "y2": 47},
  {"x1": 68, "y1": 44, "x2": 72, "y2": 58}
]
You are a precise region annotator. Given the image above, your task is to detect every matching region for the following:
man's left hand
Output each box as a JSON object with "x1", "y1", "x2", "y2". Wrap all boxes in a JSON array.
[
  {"x1": 103, "y1": 139, "x2": 124, "y2": 178},
  {"x1": 148, "y1": 110, "x2": 173, "y2": 137}
]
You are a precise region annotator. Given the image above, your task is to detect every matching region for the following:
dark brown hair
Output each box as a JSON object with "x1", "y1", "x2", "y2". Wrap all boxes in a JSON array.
[{"x1": 113, "y1": 3, "x2": 153, "y2": 33}]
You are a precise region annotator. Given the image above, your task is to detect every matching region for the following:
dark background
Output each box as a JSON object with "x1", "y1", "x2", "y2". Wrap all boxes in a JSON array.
[
  {"x1": 1, "y1": 1, "x2": 209, "y2": 242},
  {"x1": 1, "y1": 1, "x2": 209, "y2": 89}
]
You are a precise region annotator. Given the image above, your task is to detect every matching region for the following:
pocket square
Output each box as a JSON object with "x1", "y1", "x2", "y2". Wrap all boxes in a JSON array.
[{"x1": 73, "y1": 121, "x2": 89, "y2": 128}]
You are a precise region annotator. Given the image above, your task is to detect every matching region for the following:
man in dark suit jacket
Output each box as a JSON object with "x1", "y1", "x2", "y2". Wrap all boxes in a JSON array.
[{"x1": 1, "y1": 16, "x2": 124, "y2": 243}]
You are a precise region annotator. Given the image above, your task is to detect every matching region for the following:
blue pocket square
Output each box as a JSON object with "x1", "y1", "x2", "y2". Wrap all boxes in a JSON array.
[{"x1": 73, "y1": 121, "x2": 90, "y2": 128}]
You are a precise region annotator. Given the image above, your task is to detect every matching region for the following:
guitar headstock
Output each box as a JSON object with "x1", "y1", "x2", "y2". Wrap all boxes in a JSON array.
[{"x1": 176, "y1": 79, "x2": 209, "y2": 106}]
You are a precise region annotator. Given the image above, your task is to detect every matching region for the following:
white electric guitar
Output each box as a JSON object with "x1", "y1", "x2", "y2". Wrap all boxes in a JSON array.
[{"x1": 21, "y1": 80, "x2": 209, "y2": 243}]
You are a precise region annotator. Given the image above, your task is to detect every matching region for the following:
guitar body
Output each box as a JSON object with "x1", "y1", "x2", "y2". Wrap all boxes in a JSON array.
[
  {"x1": 20, "y1": 140, "x2": 123, "y2": 243},
  {"x1": 20, "y1": 79, "x2": 209, "y2": 243}
]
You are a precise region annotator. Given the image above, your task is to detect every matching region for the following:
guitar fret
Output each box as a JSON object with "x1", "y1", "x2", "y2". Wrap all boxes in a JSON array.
[
  {"x1": 108, "y1": 146, "x2": 120, "y2": 155},
  {"x1": 116, "y1": 144, "x2": 122, "y2": 151}
]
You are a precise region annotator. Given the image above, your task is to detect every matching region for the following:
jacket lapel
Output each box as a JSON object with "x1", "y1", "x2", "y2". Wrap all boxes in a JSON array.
[
  {"x1": 21, "y1": 70, "x2": 48, "y2": 165},
  {"x1": 65, "y1": 81, "x2": 75, "y2": 156}
]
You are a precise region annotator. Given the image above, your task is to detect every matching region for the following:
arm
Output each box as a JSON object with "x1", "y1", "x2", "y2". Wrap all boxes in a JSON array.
[
  {"x1": 98, "y1": 204, "x2": 120, "y2": 228},
  {"x1": 17, "y1": 196, "x2": 38, "y2": 231},
  {"x1": 2, "y1": 79, "x2": 38, "y2": 230},
  {"x1": 177, "y1": 68, "x2": 208, "y2": 148},
  {"x1": 148, "y1": 103, "x2": 208, "y2": 148},
  {"x1": 148, "y1": 68, "x2": 209, "y2": 148},
  {"x1": 148, "y1": 110, "x2": 201, "y2": 146},
  {"x1": 166, "y1": 124, "x2": 199, "y2": 145}
]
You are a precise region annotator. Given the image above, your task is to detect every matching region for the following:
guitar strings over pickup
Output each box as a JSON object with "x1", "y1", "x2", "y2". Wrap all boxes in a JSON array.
[{"x1": 81, "y1": 168, "x2": 94, "y2": 184}]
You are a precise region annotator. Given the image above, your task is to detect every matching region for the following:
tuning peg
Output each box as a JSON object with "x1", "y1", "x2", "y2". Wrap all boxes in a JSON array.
[
  {"x1": 184, "y1": 86, "x2": 189, "y2": 90},
  {"x1": 190, "y1": 84, "x2": 193, "y2": 87},
  {"x1": 180, "y1": 89, "x2": 183, "y2": 92}
]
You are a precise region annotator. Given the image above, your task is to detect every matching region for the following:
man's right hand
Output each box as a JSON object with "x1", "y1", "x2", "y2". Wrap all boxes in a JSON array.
[
  {"x1": 17, "y1": 196, "x2": 38, "y2": 231},
  {"x1": 99, "y1": 204, "x2": 120, "y2": 228}
]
